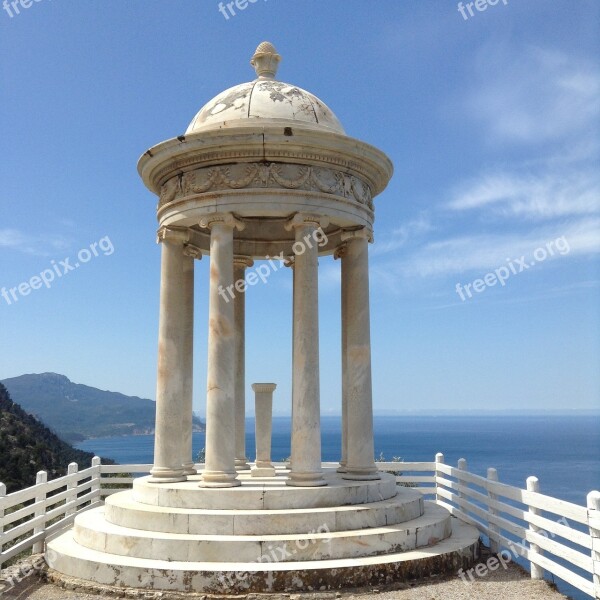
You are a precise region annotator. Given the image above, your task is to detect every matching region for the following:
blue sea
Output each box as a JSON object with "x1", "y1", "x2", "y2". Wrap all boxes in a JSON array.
[{"x1": 78, "y1": 414, "x2": 600, "y2": 600}]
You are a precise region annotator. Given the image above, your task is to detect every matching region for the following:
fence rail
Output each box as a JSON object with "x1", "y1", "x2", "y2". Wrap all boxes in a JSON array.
[
  {"x1": 0, "y1": 455, "x2": 598, "y2": 599},
  {"x1": 377, "y1": 453, "x2": 599, "y2": 599}
]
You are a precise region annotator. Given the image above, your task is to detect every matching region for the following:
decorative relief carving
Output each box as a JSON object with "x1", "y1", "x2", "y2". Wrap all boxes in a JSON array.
[
  {"x1": 341, "y1": 227, "x2": 374, "y2": 244},
  {"x1": 159, "y1": 177, "x2": 180, "y2": 205},
  {"x1": 156, "y1": 227, "x2": 189, "y2": 245},
  {"x1": 158, "y1": 163, "x2": 373, "y2": 211},
  {"x1": 285, "y1": 213, "x2": 330, "y2": 231},
  {"x1": 311, "y1": 168, "x2": 344, "y2": 194},
  {"x1": 198, "y1": 213, "x2": 245, "y2": 232},
  {"x1": 270, "y1": 164, "x2": 311, "y2": 189},
  {"x1": 183, "y1": 244, "x2": 203, "y2": 260},
  {"x1": 333, "y1": 243, "x2": 347, "y2": 260},
  {"x1": 233, "y1": 255, "x2": 255, "y2": 269},
  {"x1": 183, "y1": 169, "x2": 220, "y2": 194},
  {"x1": 220, "y1": 164, "x2": 260, "y2": 189}
]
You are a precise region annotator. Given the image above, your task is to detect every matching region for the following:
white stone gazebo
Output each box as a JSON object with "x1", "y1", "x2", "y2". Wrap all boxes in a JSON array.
[
  {"x1": 46, "y1": 42, "x2": 479, "y2": 594},
  {"x1": 144, "y1": 41, "x2": 388, "y2": 490}
]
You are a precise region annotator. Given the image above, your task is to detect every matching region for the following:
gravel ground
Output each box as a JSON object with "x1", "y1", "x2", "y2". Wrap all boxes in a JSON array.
[{"x1": 0, "y1": 551, "x2": 570, "y2": 600}]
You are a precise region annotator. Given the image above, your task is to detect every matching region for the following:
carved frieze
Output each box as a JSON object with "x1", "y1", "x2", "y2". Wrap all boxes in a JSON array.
[{"x1": 158, "y1": 163, "x2": 374, "y2": 211}]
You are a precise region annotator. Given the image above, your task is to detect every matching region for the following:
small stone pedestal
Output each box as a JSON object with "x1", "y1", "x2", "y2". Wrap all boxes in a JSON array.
[{"x1": 251, "y1": 383, "x2": 277, "y2": 477}]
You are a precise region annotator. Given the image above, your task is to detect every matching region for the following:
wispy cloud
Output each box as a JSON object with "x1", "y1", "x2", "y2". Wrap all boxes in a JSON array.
[
  {"x1": 0, "y1": 229, "x2": 71, "y2": 256},
  {"x1": 448, "y1": 170, "x2": 600, "y2": 220},
  {"x1": 371, "y1": 218, "x2": 599, "y2": 290},
  {"x1": 469, "y1": 46, "x2": 600, "y2": 145},
  {"x1": 401, "y1": 218, "x2": 599, "y2": 279},
  {"x1": 369, "y1": 45, "x2": 600, "y2": 295},
  {"x1": 425, "y1": 279, "x2": 600, "y2": 311},
  {"x1": 372, "y1": 215, "x2": 432, "y2": 256}
]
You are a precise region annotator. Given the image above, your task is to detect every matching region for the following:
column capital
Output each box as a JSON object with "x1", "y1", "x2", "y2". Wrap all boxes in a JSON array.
[
  {"x1": 233, "y1": 255, "x2": 254, "y2": 269},
  {"x1": 157, "y1": 227, "x2": 189, "y2": 245},
  {"x1": 252, "y1": 383, "x2": 277, "y2": 393},
  {"x1": 284, "y1": 213, "x2": 329, "y2": 232},
  {"x1": 341, "y1": 227, "x2": 374, "y2": 243},
  {"x1": 334, "y1": 244, "x2": 347, "y2": 260},
  {"x1": 183, "y1": 244, "x2": 203, "y2": 260},
  {"x1": 199, "y1": 213, "x2": 245, "y2": 232}
]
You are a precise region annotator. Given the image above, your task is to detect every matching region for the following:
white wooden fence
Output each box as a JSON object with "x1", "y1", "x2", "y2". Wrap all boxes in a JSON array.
[
  {"x1": 377, "y1": 453, "x2": 600, "y2": 599},
  {"x1": 0, "y1": 455, "x2": 598, "y2": 599}
]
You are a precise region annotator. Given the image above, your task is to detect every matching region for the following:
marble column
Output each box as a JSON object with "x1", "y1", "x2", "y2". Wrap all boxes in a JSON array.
[
  {"x1": 334, "y1": 244, "x2": 349, "y2": 473},
  {"x1": 285, "y1": 214, "x2": 328, "y2": 487},
  {"x1": 234, "y1": 256, "x2": 253, "y2": 471},
  {"x1": 199, "y1": 214, "x2": 245, "y2": 488},
  {"x1": 284, "y1": 257, "x2": 295, "y2": 471},
  {"x1": 251, "y1": 383, "x2": 277, "y2": 477},
  {"x1": 341, "y1": 229, "x2": 380, "y2": 481},
  {"x1": 181, "y1": 245, "x2": 202, "y2": 476},
  {"x1": 149, "y1": 227, "x2": 189, "y2": 483}
]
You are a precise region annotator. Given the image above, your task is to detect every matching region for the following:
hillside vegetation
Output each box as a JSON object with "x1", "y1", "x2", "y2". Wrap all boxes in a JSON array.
[
  {"x1": 0, "y1": 383, "x2": 112, "y2": 493},
  {"x1": 2, "y1": 373, "x2": 205, "y2": 443}
]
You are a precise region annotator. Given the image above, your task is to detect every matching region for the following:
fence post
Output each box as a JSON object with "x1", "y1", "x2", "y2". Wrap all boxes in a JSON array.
[
  {"x1": 457, "y1": 458, "x2": 467, "y2": 508},
  {"x1": 435, "y1": 453, "x2": 444, "y2": 504},
  {"x1": 527, "y1": 476, "x2": 544, "y2": 580},
  {"x1": 487, "y1": 467, "x2": 499, "y2": 554},
  {"x1": 91, "y1": 456, "x2": 102, "y2": 502},
  {"x1": 66, "y1": 463, "x2": 78, "y2": 517},
  {"x1": 587, "y1": 491, "x2": 600, "y2": 600},
  {"x1": 32, "y1": 471, "x2": 47, "y2": 554},
  {"x1": 0, "y1": 482, "x2": 6, "y2": 571}
]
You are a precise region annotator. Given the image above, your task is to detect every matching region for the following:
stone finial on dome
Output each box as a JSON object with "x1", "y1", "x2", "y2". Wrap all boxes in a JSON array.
[{"x1": 250, "y1": 41, "x2": 281, "y2": 80}]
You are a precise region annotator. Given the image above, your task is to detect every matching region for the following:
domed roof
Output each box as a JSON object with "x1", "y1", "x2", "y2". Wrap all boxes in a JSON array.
[{"x1": 186, "y1": 42, "x2": 345, "y2": 135}]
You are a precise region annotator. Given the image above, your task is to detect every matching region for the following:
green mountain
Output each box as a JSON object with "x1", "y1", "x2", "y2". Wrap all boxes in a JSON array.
[
  {"x1": 1, "y1": 373, "x2": 205, "y2": 443},
  {"x1": 0, "y1": 383, "x2": 114, "y2": 493}
]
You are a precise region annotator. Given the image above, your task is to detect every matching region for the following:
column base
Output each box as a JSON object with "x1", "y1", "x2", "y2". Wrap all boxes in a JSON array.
[
  {"x1": 342, "y1": 467, "x2": 381, "y2": 481},
  {"x1": 199, "y1": 470, "x2": 241, "y2": 488},
  {"x1": 251, "y1": 466, "x2": 276, "y2": 478},
  {"x1": 148, "y1": 467, "x2": 187, "y2": 484},
  {"x1": 235, "y1": 458, "x2": 251, "y2": 471},
  {"x1": 255, "y1": 460, "x2": 274, "y2": 469},
  {"x1": 181, "y1": 463, "x2": 198, "y2": 476},
  {"x1": 286, "y1": 471, "x2": 327, "y2": 487},
  {"x1": 337, "y1": 462, "x2": 348, "y2": 473}
]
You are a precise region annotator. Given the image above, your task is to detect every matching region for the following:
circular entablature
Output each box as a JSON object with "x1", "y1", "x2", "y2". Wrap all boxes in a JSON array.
[{"x1": 158, "y1": 218, "x2": 359, "y2": 259}]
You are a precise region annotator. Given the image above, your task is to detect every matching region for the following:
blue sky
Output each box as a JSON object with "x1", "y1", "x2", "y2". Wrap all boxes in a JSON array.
[{"x1": 1, "y1": 0, "x2": 598, "y2": 414}]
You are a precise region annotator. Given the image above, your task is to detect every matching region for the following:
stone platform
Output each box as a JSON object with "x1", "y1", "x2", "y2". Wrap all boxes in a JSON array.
[{"x1": 46, "y1": 469, "x2": 480, "y2": 594}]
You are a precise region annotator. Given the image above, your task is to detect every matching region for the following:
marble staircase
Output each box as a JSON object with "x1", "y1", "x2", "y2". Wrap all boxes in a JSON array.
[{"x1": 46, "y1": 468, "x2": 479, "y2": 594}]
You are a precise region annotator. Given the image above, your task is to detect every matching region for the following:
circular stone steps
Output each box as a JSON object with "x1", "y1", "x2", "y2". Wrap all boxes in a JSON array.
[
  {"x1": 73, "y1": 503, "x2": 451, "y2": 562},
  {"x1": 104, "y1": 487, "x2": 424, "y2": 534},
  {"x1": 132, "y1": 470, "x2": 398, "y2": 510},
  {"x1": 46, "y1": 515, "x2": 480, "y2": 594},
  {"x1": 47, "y1": 471, "x2": 480, "y2": 594}
]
